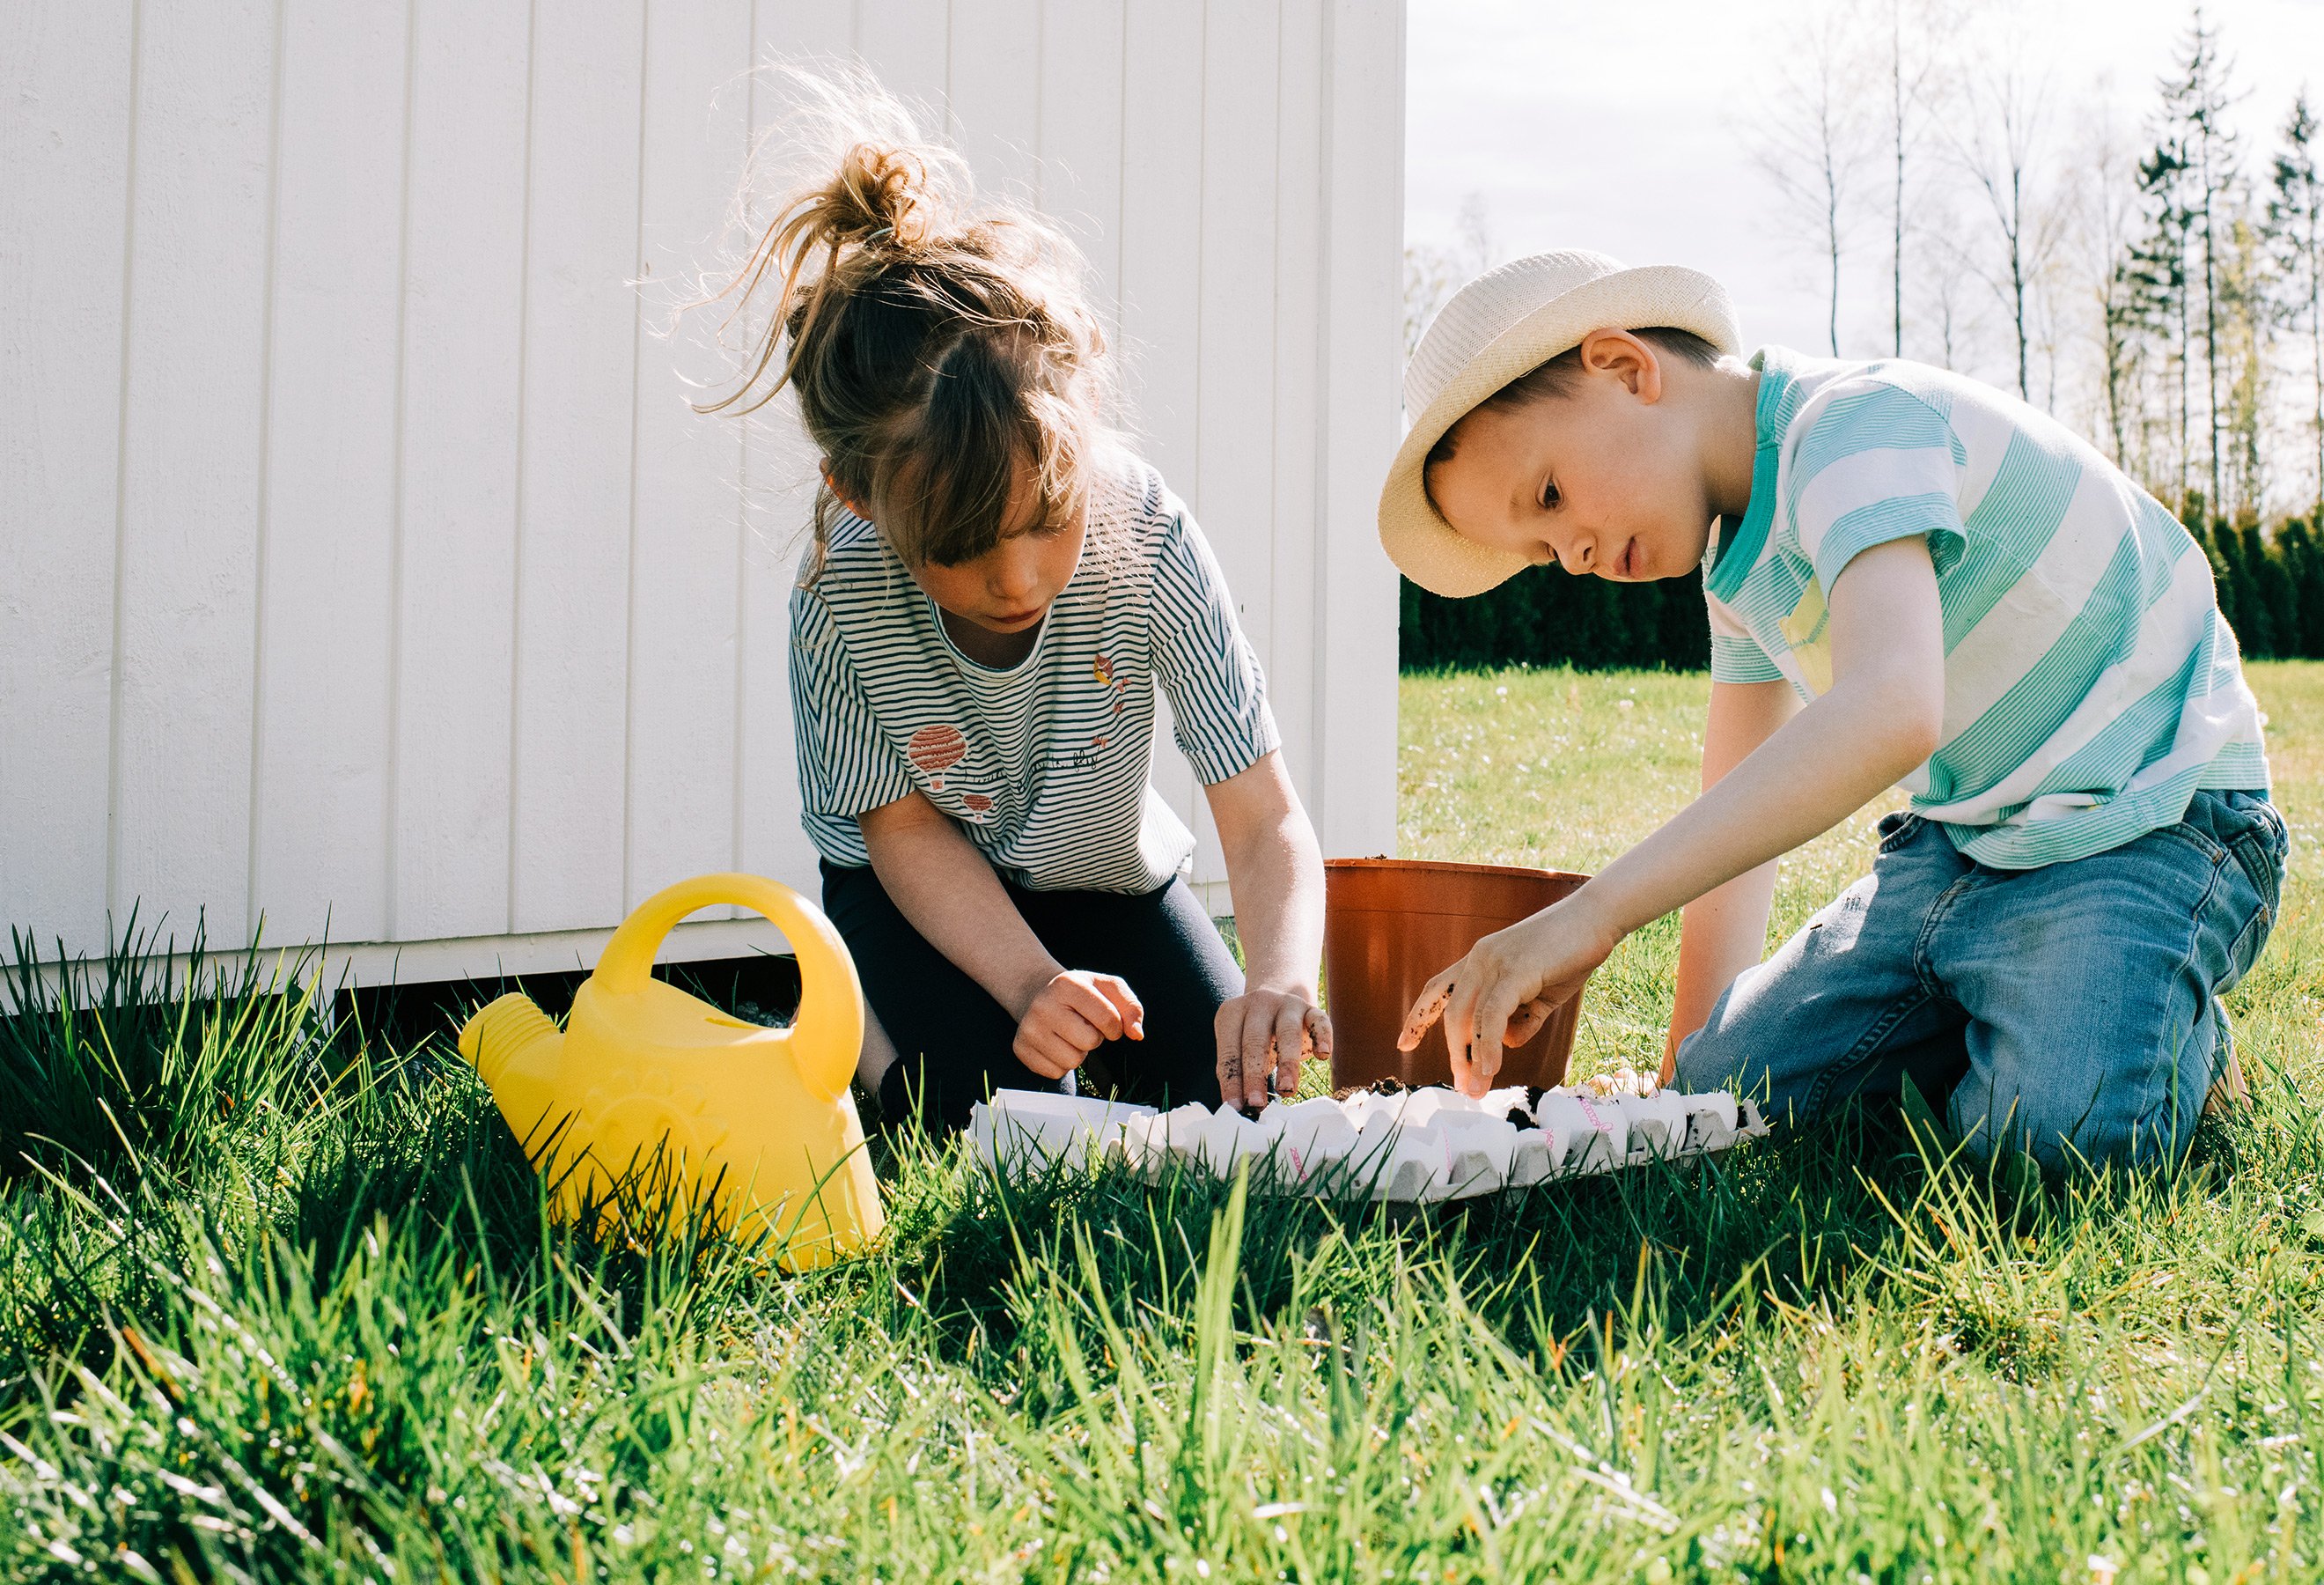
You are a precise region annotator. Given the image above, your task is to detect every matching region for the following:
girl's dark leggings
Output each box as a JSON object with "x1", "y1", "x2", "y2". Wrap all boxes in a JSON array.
[{"x1": 819, "y1": 859, "x2": 1241, "y2": 1132}]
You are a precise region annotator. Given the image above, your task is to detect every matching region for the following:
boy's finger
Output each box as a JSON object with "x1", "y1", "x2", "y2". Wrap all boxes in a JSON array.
[
  {"x1": 1504, "y1": 998, "x2": 1551, "y2": 1046},
  {"x1": 1306, "y1": 1005, "x2": 1334, "y2": 1063},
  {"x1": 1472, "y1": 988, "x2": 1518, "y2": 1067},
  {"x1": 1447, "y1": 1029, "x2": 1482, "y2": 1096},
  {"x1": 1439, "y1": 976, "x2": 1482, "y2": 1080},
  {"x1": 1397, "y1": 971, "x2": 1456, "y2": 1051}
]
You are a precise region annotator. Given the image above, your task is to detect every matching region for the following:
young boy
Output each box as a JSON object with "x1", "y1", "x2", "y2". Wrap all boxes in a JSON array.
[{"x1": 1383, "y1": 249, "x2": 2284, "y2": 1171}]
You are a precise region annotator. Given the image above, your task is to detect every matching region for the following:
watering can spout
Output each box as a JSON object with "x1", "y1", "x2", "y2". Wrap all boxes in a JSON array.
[{"x1": 459, "y1": 993, "x2": 566, "y2": 1152}]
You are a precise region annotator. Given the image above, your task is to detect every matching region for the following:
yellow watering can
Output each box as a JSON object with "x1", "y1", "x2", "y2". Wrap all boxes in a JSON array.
[{"x1": 456, "y1": 873, "x2": 883, "y2": 1270}]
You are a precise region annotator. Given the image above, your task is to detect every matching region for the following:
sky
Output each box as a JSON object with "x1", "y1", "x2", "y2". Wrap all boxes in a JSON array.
[{"x1": 1405, "y1": 0, "x2": 2324, "y2": 367}]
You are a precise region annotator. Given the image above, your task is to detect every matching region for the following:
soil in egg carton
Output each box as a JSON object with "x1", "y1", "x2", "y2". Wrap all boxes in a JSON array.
[{"x1": 1327, "y1": 1073, "x2": 1550, "y2": 1131}]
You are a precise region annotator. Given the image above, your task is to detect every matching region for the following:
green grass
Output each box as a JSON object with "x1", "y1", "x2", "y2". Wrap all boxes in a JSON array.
[{"x1": 6, "y1": 666, "x2": 2324, "y2": 1581}]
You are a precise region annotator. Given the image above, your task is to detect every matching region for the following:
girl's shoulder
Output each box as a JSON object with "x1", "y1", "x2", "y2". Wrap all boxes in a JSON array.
[
  {"x1": 1085, "y1": 447, "x2": 1195, "y2": 570},
  {"x1": 791, "y1": 508, "x2": 921, "y2": 648},
  {"x1": 800, "y1": 507, "x2": 913, "y2": 600}
]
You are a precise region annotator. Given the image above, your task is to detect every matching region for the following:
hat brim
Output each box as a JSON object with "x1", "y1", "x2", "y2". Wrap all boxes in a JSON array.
[{"x1": 1378, "y1": 264, "x2": 1741, "y2": 599}]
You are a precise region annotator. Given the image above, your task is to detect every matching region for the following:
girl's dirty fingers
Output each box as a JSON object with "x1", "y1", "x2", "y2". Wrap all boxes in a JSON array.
[
  {"x1": 1240, "y1": 1010, "x2": 1277, "y2": 1112},
  {"x1": 1299, "y1": 1006, "x2": 1333, "y2": 1092},
  {"x1": 1273, "y1": 999, "x2": 1329, "y2": 1087},
  {"x1": 1269, "y1": 999, "x2": 1308, "y2": 1096}
]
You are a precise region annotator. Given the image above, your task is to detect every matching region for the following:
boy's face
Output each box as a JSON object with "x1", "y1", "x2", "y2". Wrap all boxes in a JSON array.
[{"x1": 1425, "y1": 340, "x2": 1716, "y2": 584}]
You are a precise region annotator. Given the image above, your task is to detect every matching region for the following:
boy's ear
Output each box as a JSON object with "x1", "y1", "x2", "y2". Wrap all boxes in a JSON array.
[{"x1": 1576, "y1": 328, "x2": 1664, "y2": 403}]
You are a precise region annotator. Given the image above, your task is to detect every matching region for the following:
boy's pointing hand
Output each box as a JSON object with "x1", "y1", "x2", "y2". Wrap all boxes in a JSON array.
[{"x1": 1397, "y1": 896, "x2": 1619, "y2": 1096}]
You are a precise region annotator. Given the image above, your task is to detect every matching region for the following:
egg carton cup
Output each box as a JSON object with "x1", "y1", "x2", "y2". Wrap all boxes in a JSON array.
[
  {"x1": 968, "y1": 1081, "x2": 1769, "y2": 1200},
  {"x1": 965, "y1": 1088, "x2": 1160, "y2": 1175}
]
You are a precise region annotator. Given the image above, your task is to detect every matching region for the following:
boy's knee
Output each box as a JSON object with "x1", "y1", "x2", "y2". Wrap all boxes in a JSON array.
[
  {"x1": 1673, "y1": 995, "x2": 1782, "y2": 1111},
  {"x1": 1945, "y1": 1051, "x2": 2210, "y2": 1176}
]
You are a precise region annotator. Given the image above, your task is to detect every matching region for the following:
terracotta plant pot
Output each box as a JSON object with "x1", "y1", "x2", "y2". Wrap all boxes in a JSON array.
[{"x1": 1323, "y1": 858, "x2": 1592, "y2": 1092}]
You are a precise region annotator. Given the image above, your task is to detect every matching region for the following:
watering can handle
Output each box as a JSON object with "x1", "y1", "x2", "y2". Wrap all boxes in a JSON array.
[{"x1": 592, "y1": 873, "x2": 865, "y2": 1102}]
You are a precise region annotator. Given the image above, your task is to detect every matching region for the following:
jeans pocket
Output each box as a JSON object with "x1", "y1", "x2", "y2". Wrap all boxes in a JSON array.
[
  {"x1": 2225, "y1": 896, "x2": 2274, "y2": 989},
  {"x1": 2220, "y1": 794, "x2": 2288, "y2": 918}
]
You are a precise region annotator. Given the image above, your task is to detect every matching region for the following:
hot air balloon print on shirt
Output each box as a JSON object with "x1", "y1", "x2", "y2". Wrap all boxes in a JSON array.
[{"x1": 907, "y1": 723, "x2": 967, "y2": 792}]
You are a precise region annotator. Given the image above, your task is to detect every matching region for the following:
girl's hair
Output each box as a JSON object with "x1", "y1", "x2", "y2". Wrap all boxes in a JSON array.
[{"x1": 696, "y1": 69, "x2": 1112, "y2": 579}]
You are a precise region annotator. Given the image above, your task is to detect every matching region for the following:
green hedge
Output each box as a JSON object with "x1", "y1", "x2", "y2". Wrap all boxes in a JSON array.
[
  {"x1": 1398, "y1": 565, "x2": 1710, "y2": 672},
  {"x1": 1398, "y1": 510, "x2": 2324, "y2": 671}
]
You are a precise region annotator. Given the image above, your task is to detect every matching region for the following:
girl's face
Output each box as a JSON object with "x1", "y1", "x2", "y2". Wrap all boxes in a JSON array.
[{"x1": 901, "y1": 463, "x2": 1086, "y2": 634}]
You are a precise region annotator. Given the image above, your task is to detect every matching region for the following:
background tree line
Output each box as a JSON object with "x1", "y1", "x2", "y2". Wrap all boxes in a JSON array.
[{"x1": 1401, "y1": 4, "x2": 2324, "y2": 672}]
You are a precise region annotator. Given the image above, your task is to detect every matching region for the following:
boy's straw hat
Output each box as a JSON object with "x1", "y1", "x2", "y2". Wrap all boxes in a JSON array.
[{"x1": 1379, "y1": 249, "x2": 1741, "y2": 598}]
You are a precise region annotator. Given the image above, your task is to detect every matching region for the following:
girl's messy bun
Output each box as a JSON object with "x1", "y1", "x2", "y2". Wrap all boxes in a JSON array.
[{"x1": 696, "y1": 67, "x2": 1111, "y2": 579}]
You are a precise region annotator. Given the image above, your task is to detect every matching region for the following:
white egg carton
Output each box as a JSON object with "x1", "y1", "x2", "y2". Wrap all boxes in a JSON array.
[{"x1": 967, "y1": 1077, "x2": 1769, "y2": 1200}]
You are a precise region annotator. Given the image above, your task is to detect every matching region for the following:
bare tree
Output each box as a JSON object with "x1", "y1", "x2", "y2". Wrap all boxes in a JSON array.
[
  {"x1": 1403, "y1": 193, "x2": 1497, "y2": 365},
  {"x1": 2084, "y1": 115, "x2": 2153, "y2": 470},
  {"x1": 1949, "y1": 52, "x2": 2070, "y2": 402},
  {"x1": 1753, "y1": 0, "x2": 1873, "y2": 356},
  {"x1": 1879, "y1": 0, "x2": 1955, "y2": 358}
]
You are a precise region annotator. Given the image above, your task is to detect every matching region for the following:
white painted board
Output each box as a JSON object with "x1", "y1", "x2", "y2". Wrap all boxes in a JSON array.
[{"x1": 3, "y1": 0, "x2": 1406, "y2": 984}]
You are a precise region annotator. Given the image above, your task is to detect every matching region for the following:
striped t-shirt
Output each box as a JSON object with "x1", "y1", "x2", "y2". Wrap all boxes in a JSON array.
[
  {"x1": 787, "y1": 453, "x2": 1281, "y2": 892},
  {"x1": 1704, "y1": 345, "x2": 2268, "y2": 869}
]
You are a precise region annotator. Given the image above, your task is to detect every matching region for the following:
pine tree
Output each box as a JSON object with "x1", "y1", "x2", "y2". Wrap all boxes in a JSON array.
[
  {"x1": 2280, "y1": 515, "x2": 2324, "y2": 656},
  {"x1": 2156, "y1": 12, "x2": 2245, "y2": 519}
]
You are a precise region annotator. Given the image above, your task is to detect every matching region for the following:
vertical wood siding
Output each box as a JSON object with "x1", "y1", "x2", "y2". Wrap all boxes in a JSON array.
[{"x1": 0, "y1": 0, "x2": 1405, "y2": 973}]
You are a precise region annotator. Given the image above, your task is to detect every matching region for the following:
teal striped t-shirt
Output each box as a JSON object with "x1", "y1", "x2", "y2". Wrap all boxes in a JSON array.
[{"x1": 1703, "y1": 345, "x2": 2269, "y2": 869}]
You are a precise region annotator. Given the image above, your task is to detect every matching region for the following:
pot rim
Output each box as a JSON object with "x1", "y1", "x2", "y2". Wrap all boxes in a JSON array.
[{"x1": 1324, "y1": 856, "x2": 1592, "y2": 886}]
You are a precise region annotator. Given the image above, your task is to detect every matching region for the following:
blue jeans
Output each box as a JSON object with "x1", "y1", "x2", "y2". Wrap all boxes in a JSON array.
[{"x1": 1676, "y1": 789, "x2": 2288, "y2": 1171}]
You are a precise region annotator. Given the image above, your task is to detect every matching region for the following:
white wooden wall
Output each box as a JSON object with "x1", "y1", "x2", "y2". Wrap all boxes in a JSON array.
[{"x1": 2, "y1": 0, "x2": 1404, "y2": 983}]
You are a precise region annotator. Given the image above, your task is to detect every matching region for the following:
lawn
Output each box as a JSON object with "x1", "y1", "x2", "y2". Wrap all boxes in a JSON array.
[{"x1": 6, "y1": 666, "x2": 2324, "y2": 1581}]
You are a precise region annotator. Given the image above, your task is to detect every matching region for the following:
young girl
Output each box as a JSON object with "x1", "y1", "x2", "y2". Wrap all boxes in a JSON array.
[{"x1": 703, "y1": 77, "x2": 1329, "y2": 1131}]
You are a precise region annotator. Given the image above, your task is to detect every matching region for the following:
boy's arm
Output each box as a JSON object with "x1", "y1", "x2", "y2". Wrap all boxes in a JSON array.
[
  {"x1": 1659, "y1": 679, "x2": 1801, "y2": 1084},
  {"x1": 1401, "y1": 535, "x2": 1946, "y2": 1092},
  {"x1": 857, "y1": 792, "x2": 1147, "y2": 1080},
  {"x1": 1202, "y1": 749, "x2": 1330, "y2": 1112}
]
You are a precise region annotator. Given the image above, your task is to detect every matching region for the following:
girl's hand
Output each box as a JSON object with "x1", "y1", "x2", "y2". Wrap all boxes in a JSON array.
[
  {"x1": 1014, "y1": 969, "x2": 1145, "y2": 1080},
  {"x1": 1215, "y1": 991, "x2": 1331, "y2": 1114},
  {"x1": 1397, "y1": 896, "x2": 1620, "y2": 1096}
]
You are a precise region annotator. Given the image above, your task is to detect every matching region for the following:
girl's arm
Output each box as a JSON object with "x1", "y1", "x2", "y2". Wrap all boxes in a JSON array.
[
  {"x1": 1202, "y1": 750, "x2": 1330, "y2": 1112},
  {"x1": 1658, "y1": 679, "x2": 1801, "y2": 1084},
  {"x1": 857, "y1": 792, "x2": 1145, "y2": 1079},
  {"x1": 1402, "y1": 535, "x2": 1947, "y2": 1092}
]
